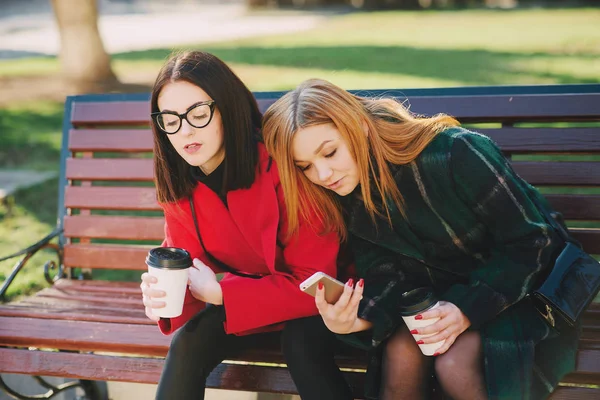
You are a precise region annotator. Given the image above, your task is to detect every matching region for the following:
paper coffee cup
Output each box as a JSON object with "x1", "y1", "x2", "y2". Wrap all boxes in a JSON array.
[
  {"x1": 399, "y1": 287, "x2": 446, "y2": 356},
  {"x1": 146, "y1": 247, "x2": 192, "y2": 318}
]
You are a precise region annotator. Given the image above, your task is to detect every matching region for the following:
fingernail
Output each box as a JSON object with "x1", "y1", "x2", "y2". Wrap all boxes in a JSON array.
[
  {"x1": 347, "y1": 279, "x2": 354, "y2": 287},
  {"x1": 415, "y1": 314, "x2": 423, "y2": 320},
  {"x1": 410, "y1": 329, "x2": 418, "y2": 334},
  {"x1": 318, "y1": 282, "x2": 324, "y2": 290},
  {"x1": 358, "y1": 279, "x2": 364, "y2": 287},
  {"x1": 433, "y1": 352, "x2": 440, "y2": 356},
  {"x1": 416, "y1": 340, "x2": 424, "y2": 345}
]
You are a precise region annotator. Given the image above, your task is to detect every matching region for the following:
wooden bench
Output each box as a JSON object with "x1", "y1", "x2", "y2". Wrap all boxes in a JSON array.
[{"x1": 1, "y1": 85, "x2": 599, "y2": 400}]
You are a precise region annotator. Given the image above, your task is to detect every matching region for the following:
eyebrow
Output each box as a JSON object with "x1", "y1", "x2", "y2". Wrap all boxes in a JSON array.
[
  {"x1": 160, "y1": 100, "x2": 211, "y2": 114},
  {"x1": 294, "y1": 140, "x2": 333, "y2": 163}
]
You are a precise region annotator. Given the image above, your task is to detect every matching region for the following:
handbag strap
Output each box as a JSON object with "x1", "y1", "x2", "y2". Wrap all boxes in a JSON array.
[{"x1": 189, "y1": 197, "x2": 262, "y2": 279}]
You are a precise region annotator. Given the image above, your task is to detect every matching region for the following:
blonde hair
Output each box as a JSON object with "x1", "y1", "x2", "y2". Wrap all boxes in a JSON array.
[{"x1": 263, "y1": 79, "x2": 459, "y2": 240}]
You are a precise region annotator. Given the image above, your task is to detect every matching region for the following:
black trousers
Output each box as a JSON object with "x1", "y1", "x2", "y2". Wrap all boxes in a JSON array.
[{"x1": 155, "y1": 305, "x2": 354, "y2": 400}]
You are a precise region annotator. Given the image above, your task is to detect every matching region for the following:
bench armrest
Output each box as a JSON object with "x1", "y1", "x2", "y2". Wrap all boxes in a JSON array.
[{"x1": 0, "y1": 227, "x2": 64, "y2": 301}]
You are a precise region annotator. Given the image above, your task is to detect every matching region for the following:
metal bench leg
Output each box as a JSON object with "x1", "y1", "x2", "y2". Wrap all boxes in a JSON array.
[{"x1": 0, "y1": 375, "x2": 108, "y2": 400}]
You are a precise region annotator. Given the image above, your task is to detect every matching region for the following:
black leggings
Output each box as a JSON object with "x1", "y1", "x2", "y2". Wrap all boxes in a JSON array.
[{"x1": 155, "y1": 306, "x2": 353, "y2": 400}]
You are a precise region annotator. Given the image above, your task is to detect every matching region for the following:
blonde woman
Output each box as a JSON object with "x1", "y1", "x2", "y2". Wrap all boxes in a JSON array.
[{"x1": 262, "y1": 79, "x2": 579, "y2": 400}]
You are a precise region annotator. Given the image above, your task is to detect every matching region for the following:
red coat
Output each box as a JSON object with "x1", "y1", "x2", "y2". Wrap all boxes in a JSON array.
[{"x1": 157, "y1": 144, "x2": 340, "y2": 335}]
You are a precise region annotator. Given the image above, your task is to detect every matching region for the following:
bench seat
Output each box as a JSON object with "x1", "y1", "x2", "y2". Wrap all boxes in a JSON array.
[{"x1": 0, "y1": 279, "x2": 598, "y2": 398}]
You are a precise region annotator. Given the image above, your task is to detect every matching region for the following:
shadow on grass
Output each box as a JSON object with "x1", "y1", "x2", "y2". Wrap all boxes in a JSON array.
[
  {"x1": 0, "y1": 104, "x2": 63, "y2": 170},
  {"x1": 11, "y1": 177, "x2": 59, "y2": 227},
  {"x1": 114, "y1": 45, "x2": 599, "y2": 85}
]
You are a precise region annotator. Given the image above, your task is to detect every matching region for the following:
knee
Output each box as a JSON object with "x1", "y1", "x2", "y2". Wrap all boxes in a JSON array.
[
  {"x1": 168, "y1": 307, "x2": 223, "y2": 358},
  {"x1": 434, "y1": 350, "x2": 459, "y2": 379},
  {"x1": 282, "y1": 316, "x2": 333, "y2": 363},
  {"x1": 384, "y1": 326, "x2": 419, "y2": 362}
]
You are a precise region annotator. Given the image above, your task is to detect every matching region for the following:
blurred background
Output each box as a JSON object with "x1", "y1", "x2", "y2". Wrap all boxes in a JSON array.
[{"x1": 0, "y1": 0, "x2": 598, "y2": 397}]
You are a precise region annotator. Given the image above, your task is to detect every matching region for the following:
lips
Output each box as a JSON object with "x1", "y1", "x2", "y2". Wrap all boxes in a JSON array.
[
  {"x1": 327, "y1": 177, "x2": 344, "y2": 190},
  {"x1": 184, "y1": 143, "x2": 202, "y2": 154}
]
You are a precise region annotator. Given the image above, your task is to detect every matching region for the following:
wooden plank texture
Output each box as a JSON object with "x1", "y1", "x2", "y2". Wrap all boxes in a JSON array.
[
  {"x1": 64, "y1": 215, "x2": 164, "y2": 241},
  {"x1": 66, "y1": 158, "x2": 154, "y2": 181},
  {"x1": 64, "y1": 186, "x2": 160, "y2": 211},
  {"x1": 482, "y1": 128, "x2": 600, "y2": 153},
  {"x1": 512, "y1": 162, "x2": 600, "y2": 186},
  {"x1": 549, "y1": 386, "x2": 600, "y2": 400},
  {"x1": 71, "y1": 101, "x2": 150, "y2": 126},
  {"x1": 63, "y1": 244, "x2": 154, "y2": 270},
  {"x1": 546, "y1": 195, "x2": 600, "y2": 221},
  {"x1": 67, "y1": 127, "x2": 600, "y2": 154},
  {"x1": 0, "y1": 348, "x2": 367, "y2": 396},
  {"x1": 69, "y1": 129, "x2": 153, "y2": 152},
  {"x1": 64, "y1": 158, "x2": 600, "y2": 185},
  {"x1": 571, "y1": 229, "x2": 600, "y2": 255}
]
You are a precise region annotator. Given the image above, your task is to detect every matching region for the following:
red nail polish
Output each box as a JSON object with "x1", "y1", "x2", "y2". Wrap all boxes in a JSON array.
[
  {"x1": 416, "y1": 340, "x2": 424, "y2": 345},
  {"x1": 415, "y1": 314, "x2": 423, "y2": 320},
  {"x1": 358, "y1": 279, "x2": 364, "y2": 287},
  {"x1": 347, "y1": 279, "x2": 354, "y2": 287},
  {"x1": 433, "y1": 352, "x2": 440, "y2": 357},
  {"x1": 410, "y1": 329, "x2": 418, "y2": 334},
  {"x1": 318, "y1": 282, "x2": 324, "y2": 290}
]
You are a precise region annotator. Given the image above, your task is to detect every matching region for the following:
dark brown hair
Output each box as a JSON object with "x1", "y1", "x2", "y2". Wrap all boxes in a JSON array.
[{"x1": 151, "y1": 51, "x2": 262, "y2": 203}]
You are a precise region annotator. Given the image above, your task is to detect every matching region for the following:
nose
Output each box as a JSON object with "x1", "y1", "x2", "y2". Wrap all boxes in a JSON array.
[
  {"x1": 179, "y1": 119, "x2": 194, "y2": 136},
  {"x1": 315, "y1": 163, "x2": 333, "y2": 183}
]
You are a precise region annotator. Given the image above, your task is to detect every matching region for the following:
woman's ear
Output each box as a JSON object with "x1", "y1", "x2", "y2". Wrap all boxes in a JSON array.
[{"x1": 362, "y1": 120, "x2": 369, "y2": 137}]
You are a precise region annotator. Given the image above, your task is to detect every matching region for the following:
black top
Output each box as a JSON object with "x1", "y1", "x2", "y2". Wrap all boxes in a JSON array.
[{"x1": 191, "y1": 162, "x2": 228, "y2": 207}]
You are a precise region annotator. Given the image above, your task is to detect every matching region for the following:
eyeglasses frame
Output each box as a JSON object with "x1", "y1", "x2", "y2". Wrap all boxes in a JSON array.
[{"x1": 151, "y1": 100, "x2": 216, "y2": 134}]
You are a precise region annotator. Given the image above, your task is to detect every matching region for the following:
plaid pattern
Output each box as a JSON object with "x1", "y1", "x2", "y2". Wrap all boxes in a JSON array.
[{"x1": 339, "y1": 127, "x2": 579, "y2": 400}]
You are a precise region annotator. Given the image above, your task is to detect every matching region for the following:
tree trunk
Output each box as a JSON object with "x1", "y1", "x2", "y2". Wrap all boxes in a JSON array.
[{"x1": 51, "y1": 0, "x2": 118, "y2": 93}]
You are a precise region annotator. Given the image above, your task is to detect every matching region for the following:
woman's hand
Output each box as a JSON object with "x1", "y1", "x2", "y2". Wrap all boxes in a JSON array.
[
  {"x1": 315, "y1": 278, "x2": 372, "y2": 334},
  {"x1": 140, "y1": 272, "x2": 165, "y2": 322},
  {"x1": 412, "y1": 301, "x2": 471, "y2": 355},
  {"x1": 188, "y1": 258, "x2": 223, "y2": 305}
]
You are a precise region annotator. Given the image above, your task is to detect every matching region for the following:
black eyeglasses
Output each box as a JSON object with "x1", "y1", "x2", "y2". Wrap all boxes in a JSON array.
[{"x1": 151, "y1": 100, "x2": 216, "y2": 134}]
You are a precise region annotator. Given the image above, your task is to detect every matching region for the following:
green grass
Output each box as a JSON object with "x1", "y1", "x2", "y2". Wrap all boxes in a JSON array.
[{"x1": 1, "y1": 7, "x2": 599, "y2": 300}]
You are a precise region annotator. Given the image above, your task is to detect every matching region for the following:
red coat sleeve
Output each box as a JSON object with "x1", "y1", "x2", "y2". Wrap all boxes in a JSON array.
[
  {"x1": 219, "y1": 168, "x2": 340, "y2": 334},
  {"x1": 157, "y1": 208, "x2": 206, "y2": 335}
]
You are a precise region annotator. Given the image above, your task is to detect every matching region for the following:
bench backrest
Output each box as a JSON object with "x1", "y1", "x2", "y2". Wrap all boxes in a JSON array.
[{"x1": 58, "y1": 85, "x2": 600, "y2": 277}]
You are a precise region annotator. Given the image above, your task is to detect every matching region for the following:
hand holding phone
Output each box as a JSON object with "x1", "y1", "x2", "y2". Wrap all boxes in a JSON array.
[{"x1": 299, "y1": 272, "x2": 346, "y2": 304}]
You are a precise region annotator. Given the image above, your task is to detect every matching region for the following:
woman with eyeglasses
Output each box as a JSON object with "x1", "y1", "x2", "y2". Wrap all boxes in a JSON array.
[{"x1": 140, "y1": 52, "x2": 354, "y2": 400}]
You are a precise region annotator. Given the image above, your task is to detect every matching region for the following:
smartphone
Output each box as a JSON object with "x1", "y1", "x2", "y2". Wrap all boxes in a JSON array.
[{"x1": 299, "y1": 272, "x2": 346, "y2": 304}]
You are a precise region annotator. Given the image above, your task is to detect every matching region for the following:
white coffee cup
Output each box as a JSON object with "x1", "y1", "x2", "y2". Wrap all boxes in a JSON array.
[
  {"x1": 399, "y1": 287, "x2": 446, "y2": 356},
  {"x1": 146, "y1": 247, "x2": 192, "y2": 318}
]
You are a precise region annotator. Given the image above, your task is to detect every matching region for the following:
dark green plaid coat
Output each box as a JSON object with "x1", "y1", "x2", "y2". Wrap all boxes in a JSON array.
[{"x1": 339, "y1": 127, "x2": 579, "y2": 400}]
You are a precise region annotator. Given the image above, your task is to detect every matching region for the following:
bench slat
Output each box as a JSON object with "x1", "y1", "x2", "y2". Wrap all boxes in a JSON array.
[
  {"x1": 69, "y1": 129, "x2": 153, "y2": 152},
  {"x1": 65, "y1": 158, "x2": 600, "y2": 185},
  {"x1": 53, "y1": 279, "x2": 141, "y2": 293},
  {"x1": 63, "y1": 186, "x2": 600, "y2": 220},
  {"x1": 0, "y1": 303, "x2": 150, "y2": 325},
  {"x1": 0, "y1": 348, "x2": 367, "y2": 396},
  {"x1": 64, "y1": 215, "x2": 164, "y2": 241},
  {"x1": 60, "y1": 231, "x2": 598, "y2": 271},
  {"x1": 257, "y1": 94, "x2": 600, "y2": 123},
  {"x1": 571, "y1": 229, "x2": 600, "y2": 255},
  {"x1": 66, "y1": 127, "x2": 600, "y2": 154},
  {"x1": 482, "y1": 128, "x2": 600, "y2": 153},
  {"x1": 66, "y1": 158, "x2": 154, "y2": 181},
  {"x1": 549, "y1": 386, "x2": 600, "y2": 400},
  {"x1": 71, "y1": 101, "x2": 150, "y2": 126},
  {"x1": 65, "y1": 186, "x2": 160, "y2": 211},
  {"x1": 71, "y1": 94, "x2": 600, "y2": 126},
  {"x1": 0, "y1": 316, "x2": 170, "y2": 356},
  {"x1": 63, "y1": 244, "x2": 153, "y2": 270},
  {"x1": 546, "y1": 195, "x2": 600, "y2": 221},
  {"x1": 513, "y1": 162, "x2": 600, "y2": 186}
]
